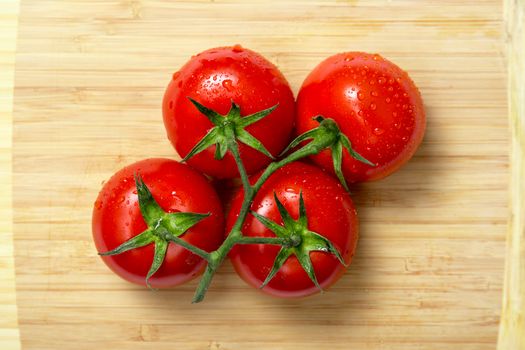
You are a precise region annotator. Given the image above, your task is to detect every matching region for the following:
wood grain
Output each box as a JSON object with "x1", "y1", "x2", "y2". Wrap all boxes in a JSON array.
[
  {"x1": 0, "y1": 0, "x2": 21, "y2": 349},
  {"x1": 13, "y1": 1, "x2": 508, "y2": 349},
  {"x1": 498, "y1": 0, "x2": 525, "y2": 349}
]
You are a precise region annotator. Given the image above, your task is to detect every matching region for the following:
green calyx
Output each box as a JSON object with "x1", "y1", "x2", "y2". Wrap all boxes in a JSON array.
[
  {"x1": 99, "y1": 175, "x2": 211, "y2": 289},
  {"x1": 250, "y1": 191, "x2": 346, "y2": 291},
  {"x1": 182, "y1": 98, "x2": 278, "y2": 162},
  {"x1": 281, "y1": 116, "x2": 375, "y2": 191}
]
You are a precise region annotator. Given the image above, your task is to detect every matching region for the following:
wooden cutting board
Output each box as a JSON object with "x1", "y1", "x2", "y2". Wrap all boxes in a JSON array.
[{"x1": 11, "y1": 0, "x2": 518, "y2": 349}]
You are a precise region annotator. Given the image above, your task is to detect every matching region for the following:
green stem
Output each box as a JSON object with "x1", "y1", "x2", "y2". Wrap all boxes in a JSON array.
[
  {"x1": 192, "y1": 230, "x2": 240, "y2": 303},
  {"x1": 191, "y1": 145, "x2": 319, "y2": 303},
  {"x1": 228, "y1": 140, "x2": 252, "y2": 197},
  {"x1": 162, "y1": 231, "x2": 212, "y2": 262},
  {"x1": 254, "y1": 147, "x2": 317, "y2": 192},
  {"x1": 238, "y1": 236, "x2": 290, "y2": 245}
]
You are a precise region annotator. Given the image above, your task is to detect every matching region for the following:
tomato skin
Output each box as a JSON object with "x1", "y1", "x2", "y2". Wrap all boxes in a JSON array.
[
  {"x1": 227, "y1": 162, "x2": 358, "y2": 297},
  {"x1": 163, "y1": 46, "x2": 295, "y2": 179},
  {"x1": 92, "y1": 159, "x2": 224, "y2": 288},
  {"x1": 297, "y1": 52, "x2": 426, "y2": 182}
]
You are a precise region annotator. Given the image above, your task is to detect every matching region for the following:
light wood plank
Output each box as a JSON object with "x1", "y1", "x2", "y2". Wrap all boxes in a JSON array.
[
  {"x1": 498, "y1": 0, "x2": 525, "y2": 349},
  {"x1": 0, "y1": 0, "x2": 21, "y2": 349}
]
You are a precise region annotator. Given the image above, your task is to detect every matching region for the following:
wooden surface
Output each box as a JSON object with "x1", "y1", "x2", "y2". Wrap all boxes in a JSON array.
[
  {"x1": 12, "y1": 1, "x2": 511, "y2": 349},
  {"x1": 0, "y1": 0, "x2": 21, "y2": 349},
  {"x1": 498, "y1": 0, "x2": 525, "y2": 348}
]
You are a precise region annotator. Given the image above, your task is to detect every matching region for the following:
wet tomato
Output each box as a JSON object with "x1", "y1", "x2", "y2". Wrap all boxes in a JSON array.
[
  {"x1": 163, "y1": 46, "x2": 295, "y2": 179},
  {"x1": 227, "y1": 162, "x2": 358, "y2": 297},
  {"x1": 297, "y1": 52, "x2": 425, "y2": 182},
  {"x1": 92, "y1": 158, "x2": 224, "y2": 288}
]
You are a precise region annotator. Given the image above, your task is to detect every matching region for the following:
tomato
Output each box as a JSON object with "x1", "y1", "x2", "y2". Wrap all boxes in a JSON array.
[
  {"x1": 227, "y1": 162, "x2": 358, "y2": 297},
  {"x1": 163, "y1": 45, "x2": 295, "y2": 179},
  {"x1": 92, "y1": 158, "x2": 224, "y2": 288},
  {"x1": 296, "y1": 52, "x2": 426, "y2": 182}
]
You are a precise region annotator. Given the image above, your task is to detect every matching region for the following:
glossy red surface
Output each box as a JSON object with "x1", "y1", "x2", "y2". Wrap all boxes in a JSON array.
[
  {"x1": 297, "y1": 52, "x2": 426, "y2": 182},
  {"x1": 163, "y1": 46, "x2": 295, "y2": 178},
  {"x1": 92, "y1": 158, "x2": 224, "y2": 288},
  {"x1": 227, "y1": 162, "x2": 358, "y2": 297}
]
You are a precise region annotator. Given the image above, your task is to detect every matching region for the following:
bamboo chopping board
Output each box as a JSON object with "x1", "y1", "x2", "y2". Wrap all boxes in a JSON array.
[{"x1": 12, "y1": 1, "x2": 511, "y2": 349}]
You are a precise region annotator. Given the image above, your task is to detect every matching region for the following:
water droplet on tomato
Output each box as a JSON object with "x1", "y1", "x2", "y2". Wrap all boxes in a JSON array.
[
  {"x1": 373, "y1": 127, "x2": 384, "y2": 135},
  {"x1": 222, "y1": 79, "x2": 233, "y2": 91},
  {"x1": 172, "y1": 71, "x2": 180, "y2": 80},
  {"x1": 369, "y1": 80, "x2": 376, "y2": 85},
  {"x1": 403, "y1": 92, "x2": 408, "y2": 98},
  {"x1": 232, "y1": 44, "x2": 243, "y2": 53},
  {"x1": 378, "y1": 77, "x2": 386, "y2": 85},
  {"x1": 394, "y1": 122, "x2": 401, "y2": 129},
  {"x1": 371, "y1": 91, "x2": 378, "y2": 97},
  {"x1": 402, "y1": 104, "x2": 408, "y2": 110},
  {"x1": 402, "y1": 135, "x2": 409, "y2": 141},
  {"x1": 385, "y1": 97, "x2": 391, "y2": 103},
  {"x1": 388, "y1": 86, "x2": 394, "y2": 92},
  {"x1": 370, "y1": 103, "x2": 377, "y2": 110},
  {"x1": 171, "y1": 191, "x2": 177, "y2": 196},
  {"x1": 373, "y1": 54, "x2": 381, "y2": 61},
  {"x1": 357, "y1": 92, "x2": 365, "y2": 101},
  {"x1": 357, "y1": 110, "x2": 364, "y2": 117},
  {"x1": 388, "y1": 78, "x2": 394, "y2": 84},
  {"x1": 344, "y1": 56, "x2": 354, "y2": 62},
  {"x1": 392, "y1": 111, "x2": 398, "y2": 117}
]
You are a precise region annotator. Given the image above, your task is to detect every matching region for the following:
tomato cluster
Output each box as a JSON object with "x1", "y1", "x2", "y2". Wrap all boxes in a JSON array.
[{"x1": 93, "y1": 46, "x2": 425, "y2": 301}]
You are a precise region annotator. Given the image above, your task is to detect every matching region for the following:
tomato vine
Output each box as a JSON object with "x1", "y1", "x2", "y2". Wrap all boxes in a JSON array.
[{"x1": 99, "y1": 98, "x2": 373, "y2": 302}]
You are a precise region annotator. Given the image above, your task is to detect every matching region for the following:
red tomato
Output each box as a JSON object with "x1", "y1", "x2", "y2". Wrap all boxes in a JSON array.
[
  {"x1": 297, "y1": 52, "x2": 426, "y2": 182},
  {"x1": 163, "y1": 45, "x2": 295, "y2": 179},
  {"x1": 92, "y1": 159, "x2": 224, "y2": 288},
  {"x1": 227, "y1": 162, "x2": 358, "y2": 297}
]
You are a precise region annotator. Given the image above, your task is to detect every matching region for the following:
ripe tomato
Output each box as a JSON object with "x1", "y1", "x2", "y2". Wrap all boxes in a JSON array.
[
  {"x1": 297, "y1": 52, "x2": 426, "y2": 182},
  {"x1": 92, "y1": 158, "x2": 224, "y2": 288},
  {"x1": 163, "y1": 45, "x2": 295, "y2": 179},
  {"x1": 227, "y1": 162, "x2": 358, "y2": 297}
]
